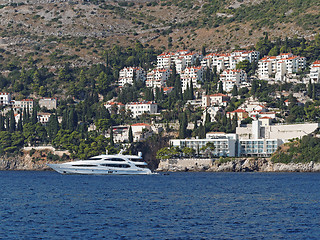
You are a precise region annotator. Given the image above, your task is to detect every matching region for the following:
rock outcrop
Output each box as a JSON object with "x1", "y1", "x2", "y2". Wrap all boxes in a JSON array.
[
  {"x1": 157, "y1": 158, "x2": 320, "y2": 172},
  {"x1": 0, "y1": 155, "x2": 50, "y2": 171}
]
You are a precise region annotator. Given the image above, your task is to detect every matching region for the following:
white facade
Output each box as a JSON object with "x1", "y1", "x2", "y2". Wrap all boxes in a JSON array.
[
  {"x1": 118, "y1": 67, "x2": 146, "y2": 87},
  {"x1": 202, "y1": 93, "x2": 230, "y2": 107},
  {"x1": 146, "y1": 69, "x2": 171, "y2": 89},
  {"x1": 104, "y1": 102, "x2": 125, "y2": 114},
  {"x1": 170, "y1": 136, "x2": 237, "y2": 157},
  {"x1": 13, "y1": 99, "x2": 34, "y2": 111},
  {"x1": 258, "y1": 53, "x2": 306, "y2": 81},
  {"x1": 203, "y1": 106, "x2": 221, "y2": 123},
  {"x1": 37, "y1": 113, "x2": 51, "y2": 124},
  {"x1": 220, "y1": 69, "x2": 247, "y2": 92},
  {"x1": 125, "y1": 101, "x2": 158, "y2": 118},
  {"x1": 0, "y1": 92, "x2": 11, "y2": 105},
  {"x1": 39, "y1": 98, "x2": 57, "y2": 110},
  {"x1": 201, "y1": 51, "x2": 259, "y2": 72},
  {"x1": 310, "y1": 60, "x2": 320, "y2": 83},
  {"x1": 180, "y1": 66, "x2": 204, "y2": 92}
]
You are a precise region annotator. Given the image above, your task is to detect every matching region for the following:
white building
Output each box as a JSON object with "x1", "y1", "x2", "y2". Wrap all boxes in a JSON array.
[
  {"x1": 13, "y1": 99, "x2": 34, "y2": 111},
  {"x1": 104, "y1": 101, "x2": 125, "y2": 114},
  {"x1": 180, "y1": 66, "x2": 204, "y2": 92},
  {"x1": 201, "y1": 51, "x2": 259, "y2": 72},
  {"x1": 202, "y1": 93, "x2": 230, "y2": 108},
  {"x1": 170, "y1": 132, "x2": 237, "y2": 157},
  {"x1": 125, "y1": 101, "x2": 158, "y2": 118},
  {"x1": 37, "y1": 113, "x2": 52, "y2": 124},
  {"x1": 118, "y1": 67, "x2": 146, "y2": 87},
  {"x1": 310, "y1": 60, "x2": 320, "y2": 83},
  {"x1": 0, "y1": 93, "x2": 11, "y2": 105},
  {"x1": 146, "y1": 69, "x2": 171, "y2": 89},
  {"x1": 157, "y1": 52, "x2": 174, "y2": 69},
  {"x1": 39, "y1": 98, "x2": 57, "y2": 110},
  {"x1": 203, "y1": 106, "x2": 222, "y2": 123},
  {"x1": 236, "y1": 120, "x2": 319, "y2": 141},
  {"x1": 220, "y1": 69, "x2": 247, "y2": 92},
  {"x1": 258, "y1": 53, "x2": 306, "y2": 81},
  {"x1": 131, "y1": 123, "x2": 153, "y2": 142}
]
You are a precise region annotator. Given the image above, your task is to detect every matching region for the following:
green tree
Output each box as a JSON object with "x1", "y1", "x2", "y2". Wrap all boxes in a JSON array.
[
  {"x1": 128, "y1": 126, "x2": 133, "y2": 143},
  {"x1": 231, "y1": 85, "x2": 238, "y2": 96}
]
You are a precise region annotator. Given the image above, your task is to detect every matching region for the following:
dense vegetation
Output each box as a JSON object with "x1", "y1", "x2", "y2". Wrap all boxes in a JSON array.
[{"x1": 272, "y1": 135, "x2": 320, "y2": 163}]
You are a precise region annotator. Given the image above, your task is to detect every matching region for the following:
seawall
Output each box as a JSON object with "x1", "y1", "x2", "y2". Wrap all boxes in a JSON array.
[{"x1": 157, "y1": 158, "x2": 320, "y2": 172}]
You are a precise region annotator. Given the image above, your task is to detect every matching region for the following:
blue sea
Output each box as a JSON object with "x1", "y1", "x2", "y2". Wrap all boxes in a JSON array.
[{"x1": 0, "y1": 171, "x2": 320, "y2": 239}]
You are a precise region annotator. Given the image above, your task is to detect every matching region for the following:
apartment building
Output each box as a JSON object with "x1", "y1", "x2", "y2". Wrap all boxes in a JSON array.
[
  {"x1": 180, "y1": 66, "x2": 204, "y2": 92},
  {"x1": 125, "y1": 101, "x2": 158, "y2": 118},
  {"x1": 201, "y1": 51, "x2": 260, "y2": 72},
  {"x1": 220, "y1": 69, "x2": 247, "y2": 92},
  {"x1": 146, "y1": 69, "x2": 171, "y2": 89},
  {"x1": 0, "y1": 92, "x2": 11, "y2": 105},
  {"x1": 170, "y1": 132, "x2": 237, "y2": 157},
  {"x1": 39, "y1": 98, "x2": 57, "y2": 110},
  {"x1": 13, "y1": 99, "x2": 34, "y2": 111},
  {"x1": 118, "y1": 67, "x2": 146, "y2": 87},
  {"x1": 310, "y1": 60, "x2": 320, "y2": 83},
  {"x1": 258, "y1": 53, "x2": 306, "y2": 81}
]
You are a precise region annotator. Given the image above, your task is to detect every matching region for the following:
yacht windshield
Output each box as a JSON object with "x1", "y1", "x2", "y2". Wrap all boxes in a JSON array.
[{"x1": 88, "y1": 157, "x2": 102, "y2": 160}]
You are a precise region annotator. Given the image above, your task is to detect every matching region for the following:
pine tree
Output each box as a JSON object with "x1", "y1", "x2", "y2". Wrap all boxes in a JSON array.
[
  {"x1": 9, "y1": 109, "x2": 16, "y2": 132},
  {"x1": 231, "y1": 114, "x2": 238, "y2": 133},
  {"x1": 47, "y1": 111, "x2": 59, "y2": 140},
  {"x1": 205, "y1": 111, "x2": 211, "y2": 125},
  {"x1": 232, "y1": 85, "x2": 238, "y2": 96},
  {"x1": 308, "y1": 79, "x2": 312, "y2": 98},
  {"x1": 218, "y1": 81, "x2": 223, "y2": 93},
  {"x1": 128, "y1": 126, "x2": 133, "y2": 143},
  {"x1": 0, "y1": 115, "x2": 4, "y2": 131},
  {"x1": 110, "y1": 126, "x2": 114, "y2": 146},
  {"x1": 201, "y1": 45, "x2": 206, "y2": 57},
  {"x1": 31, "y1": 107, "x2": 38, "y2": 125},
  {"x1": 190, "y1": 81, "x2": 194, "y2": 99},
  {"x1": 312, "y1": 84, "x2": 316, "y2": 100},
  {"x1": 179, "y1": 112, "x2": 188, "y2": 139},
  {"x1": 61, "y1": 109, "x2": 68, "y2": 130},
  {"x1": 17, "y1": 113, "x2": 23, "y2": 131},
  {"x1": 68, "y1": 108, "x2": 78, "y2": 131}
]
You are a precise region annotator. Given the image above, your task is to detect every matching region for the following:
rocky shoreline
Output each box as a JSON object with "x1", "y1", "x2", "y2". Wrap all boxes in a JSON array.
[
  {"x1": 2, "y1": 155, "x2": 320, "y2": 172},
  {"x1": 0, "y1": 155, "x2": 51, "y2": 171},
  {"x1": 157, "y1": 158, "x2": 320, "y2": 172}
]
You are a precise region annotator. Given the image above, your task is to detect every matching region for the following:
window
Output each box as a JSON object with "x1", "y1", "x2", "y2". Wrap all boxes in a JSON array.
[
  {"x1": 101, "y1": 164, "x2": 130, "y2": 168},
  {"x1": 72, "y1": 165, "x2": 97, "y2": 167},
  {"x1": 106, "y1": 158, "x2": 126, "y2": 162}
]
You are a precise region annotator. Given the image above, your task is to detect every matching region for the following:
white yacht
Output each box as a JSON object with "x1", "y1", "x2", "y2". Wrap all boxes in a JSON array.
[{"x1": 47, "y1": 152, "x2": 153, "y2": 175}]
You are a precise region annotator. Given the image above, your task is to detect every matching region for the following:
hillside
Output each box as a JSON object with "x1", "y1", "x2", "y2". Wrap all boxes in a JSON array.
[{"x1": 0, "y1": 0, "x2": 319, "y2": 67}]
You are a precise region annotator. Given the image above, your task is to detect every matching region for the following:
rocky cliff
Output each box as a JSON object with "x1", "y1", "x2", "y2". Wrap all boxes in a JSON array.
[
  {"x1": 157, "y1": 158, "x2": 320, "y2": 172},
  {"x1": 0, "y1": 155, "x2": 50, "y2": 171},
  {"x1": 0, "y1": 147, "x2": 69, "y2": 171}
]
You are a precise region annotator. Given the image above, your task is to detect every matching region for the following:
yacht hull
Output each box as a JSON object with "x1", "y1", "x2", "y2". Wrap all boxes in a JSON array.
[{"x1": 47, "y1": 164, "x2": 153, "y2": 175}]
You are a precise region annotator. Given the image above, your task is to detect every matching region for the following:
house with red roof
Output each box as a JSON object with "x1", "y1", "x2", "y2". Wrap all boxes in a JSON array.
[
  {"x1": 0, "y1": 92, "x2": 11, "y2": 106},
  {"x1": 202, "y1": 93, "x2": 230, "y2": 107},
  {"x1": 227, "y1": 109, "x2": 249, "y2": 121},
  {"x1": 310, "y1": 60, "x2": 320, "y2": 83}
]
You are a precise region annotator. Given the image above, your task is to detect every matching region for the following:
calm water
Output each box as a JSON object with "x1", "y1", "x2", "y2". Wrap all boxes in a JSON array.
[{"x1": 0, "y1": 171, "x2": 320, "y2": 239}]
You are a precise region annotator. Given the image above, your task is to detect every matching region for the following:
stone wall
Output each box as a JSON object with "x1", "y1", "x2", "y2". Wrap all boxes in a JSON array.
[{"x1": 157, "y1": 158, "x2": 320, "y2": 172}]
